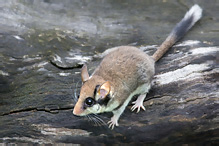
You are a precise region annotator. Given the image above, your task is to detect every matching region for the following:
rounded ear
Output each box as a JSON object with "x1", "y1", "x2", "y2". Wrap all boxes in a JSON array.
[
  {"x1": 98, "y1": 81, "x2": 111, "y2": 99},
  {"x1": 81, "y1": 64, "x2": 89, "y2": 83}
]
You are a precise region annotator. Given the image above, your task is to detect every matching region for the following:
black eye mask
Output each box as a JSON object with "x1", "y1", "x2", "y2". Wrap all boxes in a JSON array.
[
  {"x1": 93, "y1": 85, "x2": 100, "y2": 98},
  {"x1": 83, "y1": 84, "x2": 111, "y2": 109},
  {"x1": 94, "y1": 85, "x2": 111, "y2": 106},
  {"x1": 97, "y1": 94, "x2": 111, "y2": 106}
]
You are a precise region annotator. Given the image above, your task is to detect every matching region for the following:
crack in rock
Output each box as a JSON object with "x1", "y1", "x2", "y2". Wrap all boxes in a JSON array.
[{"x1": 1, "y1": 106, "x2": 73, "y2": 116}]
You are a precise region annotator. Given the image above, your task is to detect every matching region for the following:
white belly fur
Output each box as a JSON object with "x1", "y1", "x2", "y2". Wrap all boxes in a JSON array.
[{"x1": 113, "y1": 83, "x2": 151, "y2": 113}]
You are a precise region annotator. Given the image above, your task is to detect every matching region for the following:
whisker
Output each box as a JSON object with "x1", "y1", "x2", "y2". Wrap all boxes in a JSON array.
[
  {"x1": 86, "y1": 115, "x2": 93, "y2": 123},
  {"x1": 73, "y1": 81, "x2": 80, "y2": 103},
  {"x1": 66, "y1": 78, "x2": 77, "y2": 104},
  {"x1": 93, "y1": 115, "x2": 106, "y2": 126},
  {"x1": 91, "y1": 114, "x2": 107, "y2": 127},
  {"x1": 86, "y1": 114, "x2": 109, "y2": 129},
  {"x1": 86, "y1": 115, "x2": 96, "y2": 126},
  {"x1": 87, "y1": 108, "x2": 103, "y2": 126},
  {"x1": 75, "y1": 80, "x2": 80, "y2": 93},
  {"x1": 89, "y1": 115, "x2": 100, "y2": 126},
  {"x1": 72, "y1": 89, "x2": 77, "y2": 103},
  {"x1": 92, "y1": 117, "x2": 102, "y2": 126}
]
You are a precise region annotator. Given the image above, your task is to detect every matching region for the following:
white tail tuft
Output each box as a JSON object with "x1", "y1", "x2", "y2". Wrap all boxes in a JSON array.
[
  {"x1": 183, "y1": 4, "x2": 203, "y2": 29},
  {"x1": 152, "y1": 4, "x2": 203, "y2": 62}
]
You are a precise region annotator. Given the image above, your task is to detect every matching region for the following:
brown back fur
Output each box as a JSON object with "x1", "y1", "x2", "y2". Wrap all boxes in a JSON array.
[{"x1": 93, "y1": 46, "x2": 155, "y2": 106}]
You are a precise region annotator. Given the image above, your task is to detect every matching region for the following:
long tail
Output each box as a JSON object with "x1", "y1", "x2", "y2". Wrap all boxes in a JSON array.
[{"x1": 152, "y1": 4, "x2": 202, "y2": 62}]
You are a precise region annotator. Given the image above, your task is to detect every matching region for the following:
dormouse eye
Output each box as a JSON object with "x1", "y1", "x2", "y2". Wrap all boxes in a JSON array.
[
  {"x1": 85, "y1": 97, "x2": 95, "y2": 107},
  {"x1": 77, "y1": 94, "x2": 80, "y2": 99}
]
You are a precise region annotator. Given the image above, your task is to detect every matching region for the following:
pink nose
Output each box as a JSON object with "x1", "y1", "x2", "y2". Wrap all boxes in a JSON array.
[{"x1": 73, "y1": 103, "x2": 83, "y2": 116}]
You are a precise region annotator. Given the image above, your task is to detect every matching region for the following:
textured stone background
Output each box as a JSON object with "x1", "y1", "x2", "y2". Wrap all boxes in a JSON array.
[{"x1": 0, "y1": 0, "x2": 218, "y2": 144}]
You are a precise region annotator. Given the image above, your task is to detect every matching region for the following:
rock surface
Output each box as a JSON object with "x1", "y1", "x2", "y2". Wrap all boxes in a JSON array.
[{"x1": 0, "y1": 0, "x2": 218, "y2": 145}]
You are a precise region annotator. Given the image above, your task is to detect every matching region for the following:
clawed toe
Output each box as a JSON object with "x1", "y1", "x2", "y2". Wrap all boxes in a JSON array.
[
  {"x1": 131, "y1": 102, "x2": 145, "y2": 113},
  {"x1": 108, "y1": 120, "x2": 119, "y2": 129},
  {"x1": 131, "y1": 105, "x2": 137, "y2": 112},
  {"x1": 131, "y1": 94, "x2": 146, "y2": 113},
  {"x1": 131, "y1": 105, "x2": 145, "y2": 113}
]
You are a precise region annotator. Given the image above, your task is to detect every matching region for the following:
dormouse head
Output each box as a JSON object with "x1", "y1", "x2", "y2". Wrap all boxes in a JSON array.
[{"x1": 73, "y1": 64, "x2": 111, "y2": 116}]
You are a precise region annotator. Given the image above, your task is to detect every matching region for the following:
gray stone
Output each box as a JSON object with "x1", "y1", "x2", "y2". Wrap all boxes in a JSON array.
[{"x1": 0, "y1": 0, "x2": 218, "y2": 145}]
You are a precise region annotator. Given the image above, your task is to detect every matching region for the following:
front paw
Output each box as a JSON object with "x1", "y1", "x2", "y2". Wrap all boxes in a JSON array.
[
  {"x1": 131, "y1": 100, "x2": 145, "y2": 113},
  {"x1": 131, "y1": 94, "x2": 146, "y2": 113},
  {"x1": 108, "y1": 117, "x2": 119, "y2": 129}
]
